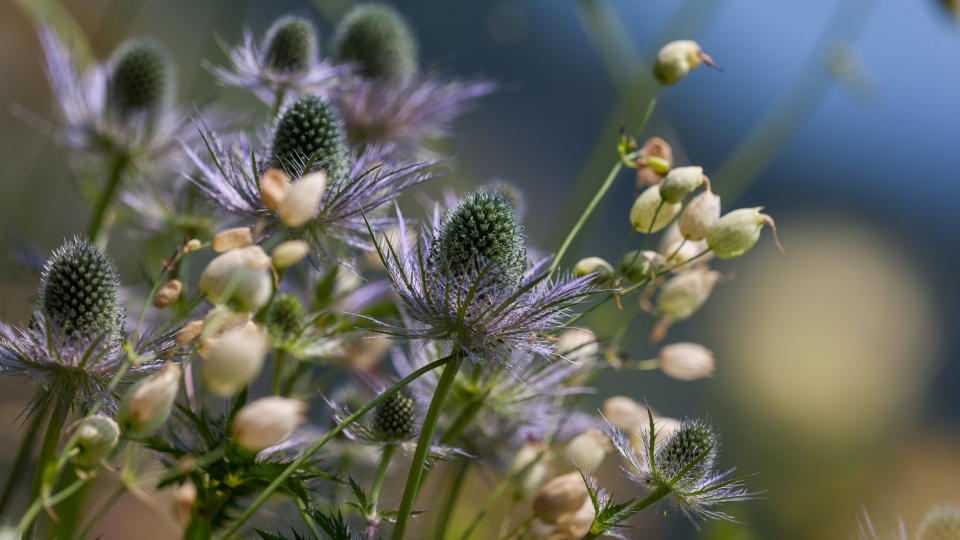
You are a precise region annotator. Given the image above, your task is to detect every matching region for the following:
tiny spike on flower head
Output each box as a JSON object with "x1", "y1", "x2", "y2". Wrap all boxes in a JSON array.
[
  {"x1": 108, "y1": 38, "x2": 172, "y2": 117},
  {"x1": 372, "y1": 389, "x2": 417, "y2": 440},
  {"x1": 263, "y1": 15, "x2": 318, "y2": 74},
  {"x1": 270, "y1": 95, "x2": 349, "y2": 179},
  {"x1": 39, "y1": 237, "x2": 122, "y2": 339},
  {"x1": 917, "y1": 504, "x2": 960, "y2": 540},
  {"x1": 333, "y1": 3, "x2": 419, "y2": 82},
  {"x1": 658, "y1": 417, "x2": 718, "y2": 480}
]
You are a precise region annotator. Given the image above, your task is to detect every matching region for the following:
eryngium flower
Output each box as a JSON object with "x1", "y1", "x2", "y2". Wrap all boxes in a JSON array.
[
  {"x1": 609, "y1": 412, "x2": 754, "y2": 525},
  {"x1": 372, "y1": 390, "x2": 417, "y2": 440},
  {"x1": 332, "y1": 3, "x2": 419, "y2": 82},
  {"x1": 108, "y1": 39, "x2": 172, "y2": 118},
  {"x1": 210, "y1": 15, "x2": 346, "y2": 106},
  {"x1": 187, "y1": 116, "x2": 438, "y2": 264},
  {"x1": 270, "y1": 95, "x2": 349, "y2": 179},
  {"x1": 371, "y1": 190, "x2": 595, "y2": 360}
]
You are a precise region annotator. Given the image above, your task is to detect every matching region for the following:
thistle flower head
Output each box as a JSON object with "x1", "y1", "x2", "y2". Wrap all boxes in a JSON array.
[
  {"x1": 658, "y1": 418, "x2": 718, "y2": 480},
  {"x1": 268, "y1": 293, "x2": 305, "y2": 340},
  {"x1": 270, "y1": 95, "x2": 349, "y2": 179},
  {"x1": 38, "y1": 237, "x2": 122, "y2": 340},
  {"x1": 333, "y1": 3, "x2": 419, "y2": 82},
  {"x1": 263, "y1": 16, "x2": 318, "y2": 75},
  {"x1": 108, "y1": 38, "x2": 172, "y2": 118},
  {"x1": 372, "y1": 389, "x2": 416, "y2": 440}
]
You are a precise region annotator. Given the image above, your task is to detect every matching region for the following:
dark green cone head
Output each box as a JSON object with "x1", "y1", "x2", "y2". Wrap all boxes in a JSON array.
[
  {"x1": 269, "y1": 293, "x2": 305, "y2": 339},
  {"x1": 264, "y1": 15, "x2": 319, "y2": 74},
  {"x1": 484, "y1": 179, "x2": 527, "y2": 218},
  {"x1": 39, "y1": 237, "x2": 122, "y2": 338},
  {"x1": 270, "y1": 95, "x2": 349, "y2": 179},
  {"x1": 428, "y1": 189, "x2": 527, "y2": 288},
  {"x1": 373, "y1": 390, "x2": 416, "y2": 439},
  {"x1": 917, "y1": 505, "x2": 960, "y2": 540},
  {"x1": 108, "y1": 39, "x2": 172, "y2": 117},
  {"x1": 333, "y1": 3, "x2": 419, "y2": 82},
  {"x1": 659, "y1": 419, "x2": 717, "y2": 478}
]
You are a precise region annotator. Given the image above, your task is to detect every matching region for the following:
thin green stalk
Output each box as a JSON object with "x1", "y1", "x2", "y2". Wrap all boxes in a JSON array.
[
  {"x1": 216, "y1": 351, "x2": 463, "y2": 540},
  {"x1": 580, "y1": 486, "x2": 670, "y2": 540},
  {"x1": 272, "y1": 349, "x2": 286, "y2": 396},
  {"x1": 16, "y1": 478, "x2": 87, "y2": 538},
  {"x1": 24, "y1": 398, "x2": 68, "y2": 540},
  {"x1": 435, "y1": 460, "x2": 468, "y2": 539},
  {"x1": 392, "y1": 356, "x2": 464, "y2": 540},
  {"x1": 86, "y1": 152, "x2": 130, "y2": 242},
  {"x1": 369, "y1": 444, "x2": 396, "y2": 513},
  {"x1": 0, "y1": 413, "x2": 43, "y2": 521},
  {"x1": 270, "y1": 87, "x2": 286, "y2": 119},
  {"x1": 457, "y1": 453, "x2": 544, "y2": 540}
]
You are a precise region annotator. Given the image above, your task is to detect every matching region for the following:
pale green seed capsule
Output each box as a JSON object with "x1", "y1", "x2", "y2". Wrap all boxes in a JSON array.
[
  {"x1": 678, "y1": 185, "x2": 721, "y2": 241},
  {"x1": 629, "y1": 185, "x2": 681, "y2": 233},
  {"x1": 657, "y1": 267, "x2": 720, "y2": 321},
  {"x1": 198, "y1": 246, "x2": 273, "y2": 312},
  {"x1": 66, "y1": 416, "x2": 120, "y2": 470},
  {"x1": 618, "y1": 250, "x2": 663, "y2": 282},
  {"x1": 705, "y1": 207, "x2": 782, "y2": 260},
  {"x1": 572, "y1": 257, "x2": 614, "y2": 284},
  {"x1": 118, "y1": 363, "x2": 181, "y2": 438},
  {"x1": 653, "y1": 40, "x2": 713, "y2": 86},
  {"x1": 658, "y1": 166, "x2": 704, "y2": 204}
]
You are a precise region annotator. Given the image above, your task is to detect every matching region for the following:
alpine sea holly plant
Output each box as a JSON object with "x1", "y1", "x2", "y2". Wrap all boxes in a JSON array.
[{"x1": 0, "y1": 4, "x2": 806, "y2": 540}]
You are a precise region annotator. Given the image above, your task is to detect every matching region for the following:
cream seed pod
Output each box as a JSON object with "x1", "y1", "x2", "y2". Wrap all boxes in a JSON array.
[
  {"x1": 556, "y1": 328, "x2": 599, "y2": 365},
  {"x1": 653, "y1": 40, "x2": 715, "y2": 86},
  {"x1": 271, "y1": 240, "x2": 311, "y2": 269},
  {"x1": 532, "y1": 472, "x2": 590, "y2": 524},
  {"x1": 278, "y1": 171, "x2": 327, "y2": 227},
  {"x1": 678, "y1": 184, "x2": 721, "y2": 241},
  {"x1": 553, "y1": 497, "x2": 597, "y2": 539},
  {"x1": 619, "y1": 250, "x2": 663, "y2": 282},
  {"x1": 198, "y1": 246, "x2": 273, "y2": 312},
  {"x1": 706, "y1": 207, "x2": 783, "y2": 259},
  {"x1": 65, "y1": 416, "x2": 120, "y2": 470},
  {"x1": 233, "y1": 397, "x2": 308, "y2": 452},
  {"x1": 658, "y1": 166, "x2": 704, "y2": 204},
  {"x1": 601, "y1": 396, "x2": 648, "y2": 431},
  {"x1": 629, "y1": 185, "x2": 681, "y2": 233},
  {"x1": 510, "y1": 443, "x2": 549, "y2": 501},
  {"x1": 657, "y1": 342, "x2": 716, "y2": 381},
  {"x1": 118, "y1": 363, "x2": 182, "y2": 437},
  {"x1": 200, "y1": 322, "x2": 269, "y2": 397},
  {"x1": 212, "y1": 227, "x2": 253, "y2": 253},
  {"x1": 175, "y1": 320, "x2": 204, "y2": 345},
  {"x1": 657, "y1": 266, "x2": 721, "y2": 321},
  {"x1": 572, "y1": 256, "x2": 614, "y2": 284},
  {"x1": 561, "y1": 428, "x2": 610, "y2": 473},
  {"x1": 153, "y1": 279, "x2": 182, "y2": 308},
  {"x1": 260, "y1": 168, "x2": 292, "y2": 211}
]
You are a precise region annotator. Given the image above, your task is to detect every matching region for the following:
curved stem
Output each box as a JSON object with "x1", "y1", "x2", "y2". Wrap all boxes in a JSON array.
[
  {"x1": 0, "y1": 413, "x2": 43, "y2": 521},
  {"x1": 24, "y1": 398, "x2": 68, "y2": 540},
  {"x1": 435, "y1": 460, "x2": 468, "y2": 539},
  {"x1": 216, "y1": 351, "x2": 463, "y2": 540},
  {"x1": 16, "y1": 478, "x2": 87, "y2": 538},
  {"x1": 86, "y1": 152, "x2": 130, "y2": 243},
  {"x1": 392, "y1": 356, "x2": 464, "y2": 540},
  {"x1": 369, "y1": 444, "x2": 395, "y2": 514},
  {"x1": 271, "y1": 349, "x2": 286, "y2": 396}
]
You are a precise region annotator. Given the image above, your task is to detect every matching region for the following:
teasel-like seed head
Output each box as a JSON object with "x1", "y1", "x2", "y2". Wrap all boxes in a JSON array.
[
  {"x1": 428, "y1": 189, "x2": 527, "y2": 288},
  {"x1": 264, "y1": 15, "x2": 318, "y2": 74},
  {"x1": 270, "y1": 95, "x2": 349, "y2": 179},
  {"x1": 659, "y1": 418, "x2": 718, "y2": 480},
  {"x1": 333, "y1": 3, "x2": 419, "y2": 82},
  {"x1": 108, "y1": 39, "x2": 172, "y2": 117},
  {"x1": 372, "y1": 390, "x2": 416, "y2": 440},
  {"x1": 917, "y1": 505, "x2": 960, "y2": 540},
  {"x1": 268, "y1": 293, "x2": 304, "y2": 339},
  {"x1": 39, "y1": 237, "x2": 122, "y2": 339}
]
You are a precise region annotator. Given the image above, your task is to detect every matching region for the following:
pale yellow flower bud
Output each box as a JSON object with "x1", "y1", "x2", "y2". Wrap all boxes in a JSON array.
[
  {"x1": 510, "y1": 443, "x2": 549, "y2": 501},
  {"x1": 175, "y1": 320, "x2": 204, "y2": 345},
  {"x1": 199, "y1": 246, "x2": 273, "y2": 312},
  {"x1": 706, "y1": 207, "x2": 783, "y2": 259},
  {"x1": 270, "y1": 240, "x2": 311, "y2": 269},
  {"x1": 658, "y1": 166, "x2": 704, "y2": 204},
  {"x1": 533, "y1": 472, "x2": 589, "y2": 524},
  {"x1": 601, "y1": 396, "x2": 648, "y2": 431},
  {"x1": 200, "y1": 307, "x2": 253, "y2": 346},
  {"x1": 554, "y1": 498, "x2": 596, "y2": 539},
  {"x1": 654, "y1": 40, "x2": 714, "y2": 86},
  {"x1": 572, "y1": 257, "x2": 614, "y2": 284},
  {"x1": 678, "y1": 185, "x2": 721, "y2": 241},
  {"x1": 561, "y1": 428, "x2": 609, "y2": 473},
  {"x1": 278, "y1": 171, "x2": 327, "y2": 227},
  {"x1": 66, "y1": 416, "x2": 120, "y2": 470},
  {"x1": 172, "y1": 481, "x2": 197, "y2": 526},
  {"x1": 212, "y1": 227, "x2": 253, "y2": 253},
  {"x1": 185, "y1": 239, "x2": 202, "y2": 252},
  {"x1": 153, "y1": 279, "x2": 183, "y2": 308},
  {"x1": 619, "y1": 249, "x2": 663, "y2": 282},
  {"x1": 200, "y1": 322, "x2": 268, "y2": 396},
  {"x1": 233, "y1": 397, "x2": 308, "y2": 452},
  {"x1": 118, "y1": 363, "x2": 182, "y2": 437},
  {"x1": 657, "y1": 342, "x2": 715, "y2": 381},
  {"x1": 657, "y1": 266, "x2": 720, "y2": 321},
  {"x1": 629, "y1": 185, "x2": 681, "y2": 233},
  {"x1": 260, "y1": 168, "x2": 292, "y2": 211}
]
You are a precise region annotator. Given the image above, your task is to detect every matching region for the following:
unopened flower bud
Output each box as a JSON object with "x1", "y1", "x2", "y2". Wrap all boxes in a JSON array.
[
  {"x1": 554, "y1": 498, "x2": 596, "y2": 539},
  {"x1": 185, "y1": 239, "x2": 202, "y2": 252},
  {"x1": 572, "y1": 257, "x2": 614, "y2": 284},
  {"x1": 233, "y1": 397, "x2": 307, "y2": 452},
  {"x1": 706, "y1": 207, "x2": 783, "y2": 259},
  {"x1": 66, "y1": 416, "x2": 120, "y2": 470},
  {"x1": 636, "y1": 137, "x2": 673, "y2": 188},
  {"x1": 333, "y1": 3, "x2": 419, "y2": 82},
  {"x1": 201, "y1": 306, "x2": 252, "y2": 344},
  {"x1": 618, "y1": 250, "x2": 663, "y2": 282},
  {"x1": 212, "y1": 227, "x2": 253, "y2": 253},
  {"x1": 678, "y1": 185, "x2": 721, "y2": 241},
  {"x1": 153, "y1": 279, "x2": 183, "y2": 308},
  {"x1": 533, "y1": 472, "x2": 589, "y2": 524},
  {"x1": 278, "y1": 171, "x2": 327, "y2": 228},
  {"x1": 601, "y1": 396, "x2": 648, "y2": 431},
  {"x1": 659, "y1": 166, "x2": 704, "y2": 204},
  {"x1": 261, "y1": 168, "x2": 292, "y2": 211},
  {"x1": 629, "y1": 185, "x2": 681, "y2": 233},
  {"x1": 263, "y1": 16, "x2": 318, "y2": 74},
  {"x1": 108, "y1": 39, "x2": 172, "y2": 117},
  {"x1": 657, "y1": 342, "x2": 715, "y2": 381},
  {"x1": 562, "y1": 428, "x2": 609, "y2": 473},
  {"x1": 510, "y1": 443, "x2": 549, "y2": 501},
  {"x1": 198, "y1": 246, "x2": 273, "y2": 312},
  {"x1": 172, "y1": 482, "x2": 197, "y2": 526},
  {"x1": 653, "y1": 40, "x2": 714, "y2": 86},
  {"x1": 201, "y1": 322, "x2": 268, "y2": 396},
  {"x1": 175, "y1": 320, "x2": 204, "y2": 345},
  {"x1": 917, "y1": 504, "x2": 960, "y2": 540},
  {"x1": 119, "y1": 363, "x2": 181, "y2": 437},
  {"x1": 271, "y1": 240, "x2": 310, "y2": 269},
  {"x1": 657, "y1": 267, "x2": 720, "y2": 321}
]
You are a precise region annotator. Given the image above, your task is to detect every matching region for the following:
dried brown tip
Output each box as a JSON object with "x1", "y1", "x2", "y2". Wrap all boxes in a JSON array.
[
  {"x1": 698, "y1": 51, "x2": 724, "y2": 72},
  {"x1": 761, "y1": 214, "x2": 786, "y2": 256},
  {"x1": 702, "y1": 174, "x2": 711, "y2": 191},
  {"x1": 649, "y1": 317, "x2": 673, "y2": 344}
]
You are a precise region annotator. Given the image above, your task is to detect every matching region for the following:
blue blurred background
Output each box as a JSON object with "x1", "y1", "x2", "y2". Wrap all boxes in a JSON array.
[{"x1": 1, "y1": 0, "x2": 959, "y2": 538}]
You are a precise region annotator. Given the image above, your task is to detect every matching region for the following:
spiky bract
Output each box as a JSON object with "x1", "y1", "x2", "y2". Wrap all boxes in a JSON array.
[
  {"x1": 264, "y1": 16, "x2": 318, "y2": 74},
  {"x1": 333, "y1": 3, "x2": 418, "y2": 82},
  {"x1": 271, "y1": 95, "x2": 349, "y2": 179},
  {"x1": 39, "y1": 237, "x2": 122, "y2": 339},
  {"x1": 109, "y1": 38, "x2": 172, "y2": 117},
  {"x1": 372, "y1": 390, "x2": 416, "y2": 440}
]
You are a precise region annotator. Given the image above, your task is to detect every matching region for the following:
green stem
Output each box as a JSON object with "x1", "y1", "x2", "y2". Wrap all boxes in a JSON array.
[
  {"x1": 17, "y1": 478, "x2": 87, "y2": 538},
  {"x1": 24, "y1": 398, "x2": 68, "y2": 540},
  {"x1": 215, "y1": 351, "x2": 463, "y2": 540},
  {"x1": 272, "y1": 349, "x2": 286, "y2": 396},
  {"x1": 0, "y1": 413, "x2": 43, "y2": 521},
  {"x1": 580, "y1": 486, "x2": 670, "y2": 540},
  {"x1": 392, "y1": 356, "x2": 464, "y2": 540},
  {"x1": 435, "y1": 460, "x2": 468, "y2": 539},
  {"x1": 270, "y1": 87, "x2": 286, "y2": 119},
  {"x1": 86, "y1": 152, "x2": 129, "y2": 242},
  {"x1": 369, "y1": 444, "x2": 395, "y2": 513}
]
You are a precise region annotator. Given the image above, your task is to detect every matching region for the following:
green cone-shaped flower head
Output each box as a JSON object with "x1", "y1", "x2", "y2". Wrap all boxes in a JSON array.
[
  {"x1": 333, "y1": 3, "x2": 419, "y2": 82},
  {"x1": 268, "y1": 293, "x2": 305, "y2": 340},
  {"x1": 917, "y1": 505, "x2": 960, "y2": 540},
  {"x1": 270, "y1": 95, "x2": 349, "y2": 179},
  {"x1": 264, "y1": 15, "x2": 319, "y2": 74},
  {"x1": 39, "y1": 237, "x2": 122, "y2": 339},
  {"x1": 373, "y1": 390, "x2": 416, "y2": 440},
  {"x1": 428, "y1": 189, "x2": 527, "y2": 288},
  {"x1": 108, "y1": 38, "x2": 172, "y2": 117},
  {"x1": 659, "y1": 418, "x2": 717, "y2": 479}
]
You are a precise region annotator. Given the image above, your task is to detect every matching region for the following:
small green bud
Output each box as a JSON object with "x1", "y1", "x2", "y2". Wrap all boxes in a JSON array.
[
  {"x1": 653, "y1": 40, "x2": 714, "y2": 86},
  {"x1": 66, "y1": 416, "x2": 120, "y2": 470},
  {"x1": 333, "y1": 3, "x2": 419, "y2": 82},
  {"x1": 572, "y1": 257, "x2": 614, "y2": 284},
  {"x1": 270, "y1": 95, "x2": 349, "y2": 179},
  {"x1": 39, "y1": 237, "x2": 122, "y2": 339},
  {"x1": 118, "y1": 363, "x2": 181, "y2": 438},
  {"x1": 657, "y1": 266, "x2": 720, "y2": 321},
  {"x1": 658, "y1": 166, "x2": 704, "y2": 204},
  {"x1": 917, "y1": 505, "x2": 960, "y2": 540},
  {"x1": 263, "y1": 16, "x2": 318, "y2": 74},
  {"x1": 373, "y1": 390, "x2": 416, "y2": 440},
  {"x1": 108, "y1": 39, "x2": 172, "y2": 117},
  {"x1": 618, "y1": 250, "x2": 663, "y2": 283},
  {"x1": 645, "y1": 156, "x2": 671, "y2": 174},
  {"x1": 268, "y1": 293, "x2": 304, "y2": 340},
  {"x1": 705, "y1": 207, "x2": 782, "y2": 260},
  {"x1": 678, "y1": 185, "x2": 721, "y2": 241},
  {"x1": 659, "y1": 418, "x2": 717, "y2": 478},
  {"x1": 629, "y1": 185, "x2": 681, "y2": 234}
]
